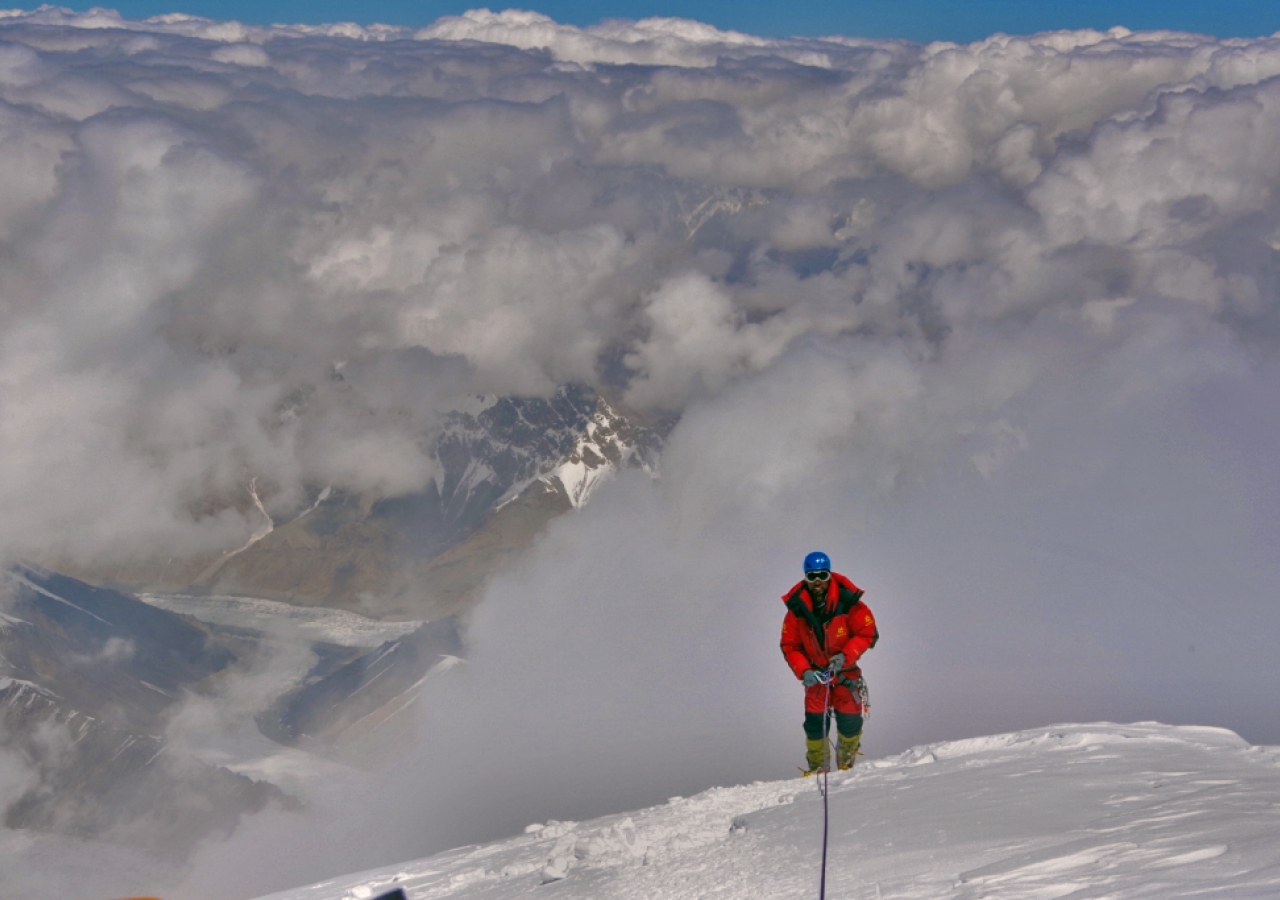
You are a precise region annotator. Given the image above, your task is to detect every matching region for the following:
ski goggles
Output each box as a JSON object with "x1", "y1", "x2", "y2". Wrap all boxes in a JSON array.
[{"x1": 805, "y1": 570, "x2": 831, "y2": 582}]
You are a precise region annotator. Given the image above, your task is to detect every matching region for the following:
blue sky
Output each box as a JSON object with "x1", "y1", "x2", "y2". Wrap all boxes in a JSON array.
[{"x1": 67, "y1": 0, "x2": 1280, "y2": 43}]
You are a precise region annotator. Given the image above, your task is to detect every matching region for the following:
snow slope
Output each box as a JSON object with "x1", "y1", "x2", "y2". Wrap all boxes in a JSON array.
[{"x1": 254, "y1": 722, "x2": 1280, "y2": 900}]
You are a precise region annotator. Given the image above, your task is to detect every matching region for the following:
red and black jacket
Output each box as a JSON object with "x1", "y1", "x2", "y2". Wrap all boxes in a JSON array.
[{"x1": 780, "y1": 572, "x2": 878, "y2": 681}]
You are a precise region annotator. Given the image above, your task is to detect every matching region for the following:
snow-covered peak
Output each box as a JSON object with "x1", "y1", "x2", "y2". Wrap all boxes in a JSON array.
[
  {"x1": 541, "y1": 396, "x2": 659, "y2": 509},
  {"x1": 432, "y1": 384, "x2": 608, "y2": 521},
  {"x1": 253, "y1": 722, "x2": 1280, "y2": 900}
]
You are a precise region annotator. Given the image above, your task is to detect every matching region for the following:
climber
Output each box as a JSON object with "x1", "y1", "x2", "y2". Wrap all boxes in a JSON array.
[{"x1": 780, "y1": 551, "x2": 878, "y2": 773}]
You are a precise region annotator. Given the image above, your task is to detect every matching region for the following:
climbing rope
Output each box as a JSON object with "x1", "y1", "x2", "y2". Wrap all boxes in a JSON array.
[{"x1": 814, "y1": 669, "x2": 835, "y2": 900}]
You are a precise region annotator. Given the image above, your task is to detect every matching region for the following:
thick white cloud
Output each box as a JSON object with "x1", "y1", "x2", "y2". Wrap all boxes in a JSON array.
[
  {"x1": 623, "y1": 271, "x2": 810, "y2": 408},
  {"x1": 0, "y1": 2, "x2": 1270, "y2": 604},
  {"x1": 416, "y1": 9, "x2": 775, "y2": 67}
]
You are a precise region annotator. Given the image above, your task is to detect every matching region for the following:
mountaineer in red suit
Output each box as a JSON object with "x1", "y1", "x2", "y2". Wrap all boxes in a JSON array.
[{"x1": 780, "y1": 550, "x2": 878, "y2": 773}]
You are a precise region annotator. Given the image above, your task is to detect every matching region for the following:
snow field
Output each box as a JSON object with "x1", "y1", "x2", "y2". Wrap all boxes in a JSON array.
[
  {"x1": 255, "y1": 722, "x2": 1280, "y2": 900},
  {"x1": 138, "y1": 594, "x2": 424, "y2": 648}
]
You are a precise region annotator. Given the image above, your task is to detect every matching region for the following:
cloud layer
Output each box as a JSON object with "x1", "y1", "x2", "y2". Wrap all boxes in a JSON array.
[
  {"x1": 1, "y1": 6, "x2": 1279, "y2": 896},
  {"x1": 0, "y1": 8, "x2": 1277, "y2": 563}
]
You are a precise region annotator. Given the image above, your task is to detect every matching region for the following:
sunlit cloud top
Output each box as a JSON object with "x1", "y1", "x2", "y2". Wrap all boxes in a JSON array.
[{"x1": 0, "y1": 5, "x2": 1277, "y2": 578}]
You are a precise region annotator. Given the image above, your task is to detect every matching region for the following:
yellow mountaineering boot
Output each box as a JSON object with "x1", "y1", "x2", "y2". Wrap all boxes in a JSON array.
[
  {"x1": 837, "y1": 732, "x2": 861, "y2": 770},
  {"x1": 803, "y1": 737, "x2": 828, "y2": 776}
]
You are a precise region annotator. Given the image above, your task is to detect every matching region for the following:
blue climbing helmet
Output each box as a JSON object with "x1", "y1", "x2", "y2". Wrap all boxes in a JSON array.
[{"x1": 803, "y1": 550, "x2": 831, "y2": 574}]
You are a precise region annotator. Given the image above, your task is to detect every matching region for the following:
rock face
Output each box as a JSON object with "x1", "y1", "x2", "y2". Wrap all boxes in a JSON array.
[
  {"x1": 539, "y1": 392, "x2": 660, "y2": 509},
  {"x1": 0, "y1": 567, "x2": 292, "y2": 855},
  {"x1": 1, "y1": 565, "x2": 235, "y2": 731},
  {"x1": 66, "y1": 385, "x2": 665, "y2": 619},
  {"x1": 0, "y1": 678, "x2": 290, "y2": 856},
  {"x1": 0, "y1": 387, "x2": 669, "y2": 847},
  {"x1": 258, "y1": 617, "x2": 464, "y2": 757}
]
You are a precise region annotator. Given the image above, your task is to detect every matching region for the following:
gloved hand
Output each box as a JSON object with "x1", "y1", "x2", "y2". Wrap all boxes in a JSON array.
[
  {"x1": 802, "y1": 669, "x2": 821, "y2": 687},
  {"x1": 827, "y1": 652, "x2": 846, "y2": 673}
]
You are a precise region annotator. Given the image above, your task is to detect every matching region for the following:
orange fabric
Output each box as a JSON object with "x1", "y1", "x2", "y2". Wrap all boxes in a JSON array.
[{"x1": 779, "y1": 572, "x2": 876, "y2": 681}]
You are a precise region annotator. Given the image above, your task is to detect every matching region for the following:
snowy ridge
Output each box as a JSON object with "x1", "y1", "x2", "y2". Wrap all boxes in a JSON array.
[
  {"x1": 432, "y1": 385, "x2": 606, "y2": 522},
  {"x1": 197, "y1": 480, "x2": 276, "y2": 579},
  {"x1": 447, "y1": 459, "x2": 498, "y2": 514},
  {"x1": 468, "y1": 390, "x2": 660, "y2": 512},
  {"x1": 0, "y1": 676, "x2": 60, "y2": 705},
  {"x1": 0, "y1": 676, "x2": 101, "y2": 744},
  {"x1": 3, "y1": 569, "x2": 112, "y2": 627},
  {"x1": 254, "y1": 722, "x2": 1280, "y2": 900},
  {"x1": 540, "y1": 397, "x2": 658, "y2": 509},
  {"x1": 318, "y1": 655, "x2": 466, "y2": 745}
]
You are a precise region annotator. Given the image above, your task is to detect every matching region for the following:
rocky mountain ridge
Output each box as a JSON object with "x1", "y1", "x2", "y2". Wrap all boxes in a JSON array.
[
  {"x1": 60, "y1": 385, "x2": 664, "y2": 621},
  {"x1": 0, "y1": 567, "x2": 293, "y2": 855},
  {"x1": 0, "y1": 387, "x2": 668, "y2": 854}
]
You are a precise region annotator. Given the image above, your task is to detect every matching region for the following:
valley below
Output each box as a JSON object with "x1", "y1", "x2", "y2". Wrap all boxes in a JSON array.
[{"x1": 0, "y1": 386, "x2": 665, "y2": 870}]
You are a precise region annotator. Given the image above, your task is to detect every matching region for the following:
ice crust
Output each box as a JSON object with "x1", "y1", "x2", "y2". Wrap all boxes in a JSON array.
[{"x1": 252, "y1": 721, "x2": 1280, "y2": 900}]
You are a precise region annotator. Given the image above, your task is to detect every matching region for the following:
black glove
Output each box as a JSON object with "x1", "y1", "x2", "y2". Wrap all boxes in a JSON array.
[
  {"x1": 802, "y1": 669, "x2": 821, "y2": 687},
  {"x1": 827, "y1": 652, "x2": 846, "y2": 673}
]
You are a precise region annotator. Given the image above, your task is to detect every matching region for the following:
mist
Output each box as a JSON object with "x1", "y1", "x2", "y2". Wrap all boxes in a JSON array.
[{"x1": 0, "y1": 6, "x2": 1277, "y2": 898}]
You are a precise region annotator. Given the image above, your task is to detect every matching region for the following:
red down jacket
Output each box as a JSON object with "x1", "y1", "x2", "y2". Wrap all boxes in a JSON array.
[{"x1": 780, "y1": 572, "x2": 878, "y2": 682}]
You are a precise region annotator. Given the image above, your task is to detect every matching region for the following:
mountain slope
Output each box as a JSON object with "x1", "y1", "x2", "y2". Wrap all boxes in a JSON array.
[
  {"x1": 0, "y1": 565, "x2": 235, "y2": 732},
  {"x1": 0, "y1": 568, "x2": 292, "y2": 855},
  {"x1": 253, "y1": 722, "x2": 1280, "y2": 900},
  {"x1": 59, "y1": 386, "x2": 664, "y2": 620},
  {"x1": 257, "y1": 617, "x2": 463, "y2": 756},
  {"x1": 0, "y1": 677, "x2": 288, "y2": 856}
]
